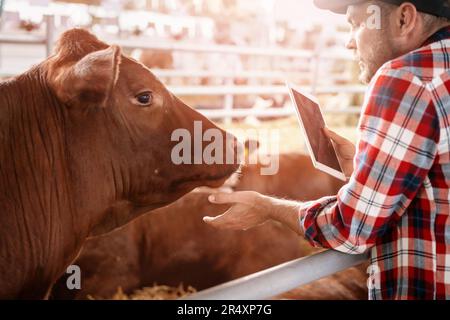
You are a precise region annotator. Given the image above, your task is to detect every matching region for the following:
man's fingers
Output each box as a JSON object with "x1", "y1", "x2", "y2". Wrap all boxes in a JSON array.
[
  {"x1": 204, "y1": 213, "x2": 225, "y2": 223},
  {"x1": 203, "y1": 214, "x2": 234, "y2": 229},
  {"x1": 203, "y1": 215, "x2": 249, "y2": 231},
  {"x1": 203, "y1": 215, "x2": 219, "y2": 224},
  {"x1": 203, "y1": 216, "x2": 214, "y2": 223},
  {"x1": 208, "y1": 193, "x2": 237, "y2": 204},
  {"x1": 208, "y1": 191, "x2": 255, "y2": 205},
  {"x1": 323, "y1": 127, "x2": 349, "y2": 145}
]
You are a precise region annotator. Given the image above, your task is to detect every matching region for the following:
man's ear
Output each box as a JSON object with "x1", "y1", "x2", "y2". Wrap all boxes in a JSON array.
[
  {"x1": 50, "y1": 45, "x2": 122, "y2": 108},
  {"x1": 395, "y1": 3, "x2": 418, "y2": 35}
]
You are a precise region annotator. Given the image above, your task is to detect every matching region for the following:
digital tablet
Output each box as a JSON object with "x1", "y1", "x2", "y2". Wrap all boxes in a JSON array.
[{"x1": 287, "y1": 83, "x2": 347, "y2": 181}]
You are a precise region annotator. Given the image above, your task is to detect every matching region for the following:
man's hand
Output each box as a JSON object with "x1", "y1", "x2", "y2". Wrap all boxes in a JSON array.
[
  {"x1": 323, "y1": 127, "x2": 356, "y2": 177},
  {"x1": 203, "y1": 191, "x2": 303, "y2": 235},
  {"x1": 203, "y1": 191, "x2": 270, "y2": 230}
]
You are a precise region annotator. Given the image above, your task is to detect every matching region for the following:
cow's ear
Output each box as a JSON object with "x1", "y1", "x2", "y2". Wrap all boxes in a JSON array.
[{"x1": 51, "y1": 45, "x2": 121, "y2": 108}]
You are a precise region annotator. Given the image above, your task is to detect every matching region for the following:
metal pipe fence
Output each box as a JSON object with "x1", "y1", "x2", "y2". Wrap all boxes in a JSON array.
[
  {"x1": 0, "y1": 11, "x2": 368, "y2": 300},
  {"x1": 0, "y1": 14, "x2": 363, "y2": 121},
  {"x1": 182, "y1": 250, "x2": 369, "y2": 300}
]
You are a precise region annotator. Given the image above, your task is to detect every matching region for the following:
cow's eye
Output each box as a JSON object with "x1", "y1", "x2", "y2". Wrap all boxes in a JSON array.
[{"x1": 135, "y1": 92, "x2": 153, "y2": 106}]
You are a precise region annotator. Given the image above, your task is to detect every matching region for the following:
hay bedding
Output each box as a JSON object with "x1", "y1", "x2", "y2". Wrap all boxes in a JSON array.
[{"x1": 89, "y1": 284, "x2": 197, "y2": 300}]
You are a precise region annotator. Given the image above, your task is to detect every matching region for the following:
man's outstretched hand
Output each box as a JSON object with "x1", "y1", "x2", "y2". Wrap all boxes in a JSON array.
[
  {"x1": 203, "y1": 191, "x2": 270, "y2": 230},
  {"x1": 204, "y1": 191, "x2": 303, "y2": 235},
  {"x1": 323, "y1": 127, "x2": 356, "y2": 178}
]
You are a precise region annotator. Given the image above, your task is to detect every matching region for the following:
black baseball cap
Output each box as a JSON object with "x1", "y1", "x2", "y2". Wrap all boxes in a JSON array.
[{"x1": 314, "y1": 0, "x2": 450, "y2": 19}]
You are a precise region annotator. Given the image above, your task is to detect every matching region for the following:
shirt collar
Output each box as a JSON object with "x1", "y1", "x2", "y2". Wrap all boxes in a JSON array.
[{"x1": 422, "y1": 25, "x2": 450, "y2": 47}]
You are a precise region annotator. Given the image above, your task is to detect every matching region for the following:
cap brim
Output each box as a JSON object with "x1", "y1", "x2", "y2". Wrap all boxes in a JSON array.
[{"x1": 313, "y1": 0, "x2": 367, "y2": 14}]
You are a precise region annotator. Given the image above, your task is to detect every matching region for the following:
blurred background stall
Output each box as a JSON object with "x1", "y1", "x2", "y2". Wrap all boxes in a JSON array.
[
  {"x1": 0, "y1": 0, "x2": 369, "y2": 300},
  {"x1": 0, "y1": 0, "x2": 362, "y2": 153}
]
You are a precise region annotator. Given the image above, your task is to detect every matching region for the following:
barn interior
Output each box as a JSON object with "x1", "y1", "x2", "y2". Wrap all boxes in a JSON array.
[{"x1": 0, "y1": 0, "x2": 368, "y2": 300}]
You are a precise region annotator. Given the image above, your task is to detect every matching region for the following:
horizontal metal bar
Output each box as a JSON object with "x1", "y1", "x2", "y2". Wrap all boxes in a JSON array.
[
  {"x1": 0, "y1": 68, "x2": 351, "y2": 84},
  {"x1": 0, "y1": 31, "x2": 354, "y2": 61},
  {"x1": 182, "y1": 250, "x2": 369, "y2": 300},
  {"x1": 108, "y1": 37, "x2": 354, "y2": 60},
  {"x1": 0, "y1": 34, "x2": 47, "y2": 45},
  {"x1": 0, "y1": 68, "x2": 21, "y2": 77},
  {"x1": 152, "y1": 69, "x2": 351, "y2": 82},
  {"x1": 169, "y1": 85, "x2": 366, "y2": 95},
  {"x1": 110, "y1": 38, "x2": 314, "y2": 58},
  {"x1": 199, "y1": 107, "x2": 360, "y2": 119},
  {"x1": 153, "y1": 69, "x2": 311, "y2": 79}
]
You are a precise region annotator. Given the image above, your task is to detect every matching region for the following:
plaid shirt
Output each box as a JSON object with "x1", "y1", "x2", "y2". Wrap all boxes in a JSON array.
[{"x1": 299, "y1": 26, "x2": 450, "y2": 300}]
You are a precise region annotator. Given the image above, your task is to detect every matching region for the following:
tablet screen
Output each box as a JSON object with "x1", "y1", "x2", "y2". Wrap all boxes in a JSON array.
[{"x1": 290, "y1": 87, "x2": 343, "y2": 174}]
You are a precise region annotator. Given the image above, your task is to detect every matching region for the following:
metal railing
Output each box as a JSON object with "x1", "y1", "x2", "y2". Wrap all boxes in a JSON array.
[
  {"x1": 168, "y1": 85, "x2": 365, "y2": 96},
  {"x1": 0, "y1": 15, "x2": 55, "y2": 57},
  {"x1": 182, "y1": 250, "x2": 369, "y2": 300},
  {"x1": 152, "y1": 69, "x2": 350, "y2": 82},
  {"x1": 0, "y1": 12, "x2": 369, "y2": 300},
  {"x1": 0, "y1": 14, "x2": 363, "y2": 122},
  {"x1": 109, "y1": 36, "x2": 352, "y2": 61},
  {"x1": 200, "y1": 106, "x2": 361, "y2": 120}
]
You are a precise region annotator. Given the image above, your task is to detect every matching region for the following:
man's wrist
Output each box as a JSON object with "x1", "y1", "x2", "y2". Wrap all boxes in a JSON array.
[{"x1": 261, "y1": 195, "x2": 304, "y2": 235}]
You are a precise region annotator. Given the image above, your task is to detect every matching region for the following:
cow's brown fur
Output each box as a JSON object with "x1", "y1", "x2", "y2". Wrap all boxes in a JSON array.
[
  {"x1": 0, "y1": 29, "x2": 238, "y2": 299},
  {"x1": 51, "y1": 154, "x2": 368, "y2": 300}
]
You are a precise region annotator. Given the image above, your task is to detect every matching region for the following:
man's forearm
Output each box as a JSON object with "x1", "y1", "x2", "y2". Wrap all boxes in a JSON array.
[{"x1": 261, "y1": 195, "x2": 304, "y2": 236}]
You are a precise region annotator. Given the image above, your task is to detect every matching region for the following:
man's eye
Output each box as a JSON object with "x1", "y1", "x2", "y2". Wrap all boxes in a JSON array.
[{"x1": 135, "y1": 92, "x2": 153, "y2": 106}]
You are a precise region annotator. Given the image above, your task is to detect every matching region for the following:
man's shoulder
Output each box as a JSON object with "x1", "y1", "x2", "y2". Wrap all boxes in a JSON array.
[{"x1": 384, "y1": 39, "x2": 450, "y2": 83}]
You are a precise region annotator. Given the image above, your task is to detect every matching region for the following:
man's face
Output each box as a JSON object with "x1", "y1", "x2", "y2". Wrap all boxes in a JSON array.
[{"x1": 346, "y1": 3, "x2": 397, "y2": 84}]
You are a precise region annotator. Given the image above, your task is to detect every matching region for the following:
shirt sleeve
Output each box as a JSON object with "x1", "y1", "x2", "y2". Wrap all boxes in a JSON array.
[{"x1": 299, "y1": 66, "x2": 440, "y2": 254}]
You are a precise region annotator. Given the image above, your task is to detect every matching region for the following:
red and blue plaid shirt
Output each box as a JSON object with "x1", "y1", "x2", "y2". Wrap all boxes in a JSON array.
[{"x1": 299, "y1": 26, "x2": 450, "y2": 300}]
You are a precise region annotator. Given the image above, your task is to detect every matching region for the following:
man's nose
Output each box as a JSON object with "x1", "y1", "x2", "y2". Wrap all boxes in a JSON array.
[{"x1": 346, "y1": 37, "x2": 356, "y2": 50}]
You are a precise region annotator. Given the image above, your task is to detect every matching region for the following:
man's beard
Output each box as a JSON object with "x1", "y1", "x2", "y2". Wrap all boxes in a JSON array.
[
  {"x1": 357, "y1": 32, "x2": 398, "y2": 84},
  {"x1": 358, "y1": 60, "x2": 378, "y2": 84}
]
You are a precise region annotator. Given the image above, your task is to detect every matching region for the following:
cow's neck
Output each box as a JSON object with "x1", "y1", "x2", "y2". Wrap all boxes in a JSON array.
[{"x1": 0, "y1": 68, "x2": 84, "y2": 298}]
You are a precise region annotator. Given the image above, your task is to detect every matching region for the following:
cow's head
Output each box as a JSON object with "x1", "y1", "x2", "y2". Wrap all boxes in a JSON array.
[{"x1": 45, "y1": 29, "x2": 240, "y2": 235}]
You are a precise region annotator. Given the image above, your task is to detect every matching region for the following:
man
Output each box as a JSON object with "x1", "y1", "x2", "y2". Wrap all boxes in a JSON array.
[{"x1": 204, "y1": 0, "x2": 450, "y2": 300}]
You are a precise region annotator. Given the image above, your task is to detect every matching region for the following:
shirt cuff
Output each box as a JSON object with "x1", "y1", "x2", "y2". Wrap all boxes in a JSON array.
[{"x1": 298, "y1": 196, "x2": 338, "y2": 248}]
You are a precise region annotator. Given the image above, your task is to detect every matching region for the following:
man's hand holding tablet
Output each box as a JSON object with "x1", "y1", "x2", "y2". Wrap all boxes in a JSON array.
[
  {"x1": 203, "y1": 84, "x2": 358, "y2": 233},
  {"x1": 287, "y1": 83, "x2": 355, "y2": 181},
  {"x1": 322, "y1": 127, "x2": 355, "y2": 178}
]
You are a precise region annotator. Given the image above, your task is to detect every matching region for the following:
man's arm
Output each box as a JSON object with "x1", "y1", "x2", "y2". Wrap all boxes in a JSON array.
[
  {"x1": 204, "y1": 129, "x2": 356, "y2": 234},
  {"x1": 205, "y1": 66, "x2": 439, "y2": 255},
  {"x1": 204, "y1": 191, "x2": 304, "y2": 235},
  {"x1": 299, "y1": 66, "x2": 439, "y2": 253}
]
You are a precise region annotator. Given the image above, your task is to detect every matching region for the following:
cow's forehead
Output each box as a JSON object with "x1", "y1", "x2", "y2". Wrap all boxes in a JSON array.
[
  {"x1": 120, "y1": 56, "x2": 153, "y2": 77},
  {"x1": 118, "y1": 56, "x2": 165, "y2": 89}
]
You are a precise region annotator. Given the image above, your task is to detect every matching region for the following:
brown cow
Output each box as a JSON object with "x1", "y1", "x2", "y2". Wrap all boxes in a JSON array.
[
  {"x1": 234, "y1": 152, "x2": 345, "y2": 201},
  {"x1": 0, "y1": 29, "x2": 239, "y2": 299},
  {"x1": 50, "y1": 190, "x2": 308, "y2": 299},
  {"x1": 51, "y1": 153, "x2": 368, "y2": 300}
]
